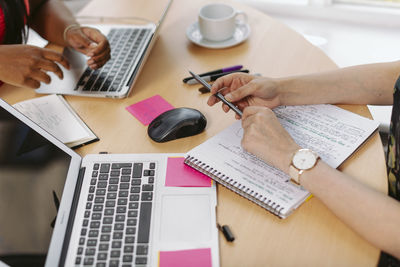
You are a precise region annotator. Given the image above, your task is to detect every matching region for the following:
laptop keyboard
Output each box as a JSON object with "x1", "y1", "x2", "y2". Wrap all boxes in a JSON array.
[
  {"x1": 75, "y1": 161, "x2": 156, "y2": 267},
  {"x1": 75, "y1": 28, "x2": 152, "y2": 93}
]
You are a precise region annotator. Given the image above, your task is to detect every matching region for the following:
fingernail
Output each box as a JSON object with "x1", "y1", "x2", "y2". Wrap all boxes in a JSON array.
[
  {"x1": 225, "y1": 94, "x2": 232, "y2": 101},
  {"x1": 88, "y1": 52, "x2": 94, "y2": 57},
  {"x1": 88, "y1": 59, "x2": 94, "y2": 64},
  {"x1": 90, "y1": 43, "x2": 97, "y2": 48}
]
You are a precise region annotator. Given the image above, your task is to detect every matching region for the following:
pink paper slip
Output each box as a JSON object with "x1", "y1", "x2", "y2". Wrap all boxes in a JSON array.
[
  {"x1": 126, "y1": 95, "x2": 174, "y2": 125},
  {"x1": 159, "y1": 248, "x2": 212, "y2": 267},
  {"x1": 165, "y1": 157, "x2": 212, "y2": 187}
]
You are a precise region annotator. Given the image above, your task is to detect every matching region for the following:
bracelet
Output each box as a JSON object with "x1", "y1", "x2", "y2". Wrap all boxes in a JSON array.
[{"x1": 63, "y1": 23, "x2": 81, "y2": 42}]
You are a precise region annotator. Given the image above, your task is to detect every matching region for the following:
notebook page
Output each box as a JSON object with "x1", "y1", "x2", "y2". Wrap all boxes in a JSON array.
[
  {"x1": 275, "y1": 105, "x2": 379, "y2": 168},
  {"x1": 13, "y1": 95, "x2": 90, "y2": 144},
  {"x1": 187, "y1": 121, "x2": 309, "y2": 215},
  {"x1": 187, "y1": 104, "x2": 379, "y2": 216}
]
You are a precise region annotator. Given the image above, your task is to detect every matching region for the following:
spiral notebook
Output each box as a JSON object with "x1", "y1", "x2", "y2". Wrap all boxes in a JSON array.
[{"x1": 185, "y1": 104, "x2": 379, "y2": 218}]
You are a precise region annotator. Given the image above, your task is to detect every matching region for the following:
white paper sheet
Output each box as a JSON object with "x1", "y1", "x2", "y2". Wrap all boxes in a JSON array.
[{"x1": 13, "y1": 95, "x2": 92, "y2": 145}]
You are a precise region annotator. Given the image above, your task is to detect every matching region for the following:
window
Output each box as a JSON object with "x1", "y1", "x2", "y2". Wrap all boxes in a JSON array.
[
  {"x1": 334, "y1": 0, "x2": 400, "y2": 8},
  {"x1": 236, "y1": 0, "x2": 400, "y2": 26},
  {"x1": 255, "y1": 0, "x2": 400, "y2": 7}
]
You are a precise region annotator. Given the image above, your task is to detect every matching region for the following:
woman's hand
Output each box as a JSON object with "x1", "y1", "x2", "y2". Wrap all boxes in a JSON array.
[
  {"x1": 207, "y1": 73, "x2": 282, "y2": 118},
  {"x1": 241, "y1": 106, "x2": 300, "y2": 173},
  {"x1": 65, "y1": 26, "x2": 111, "y2": 69},
  {"x1": 0, "y1": 45, "x2": 69, "y2": 89}
]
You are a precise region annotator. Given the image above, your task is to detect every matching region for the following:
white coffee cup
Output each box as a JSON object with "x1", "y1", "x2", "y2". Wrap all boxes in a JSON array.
[{"x1": 198, "y1": 3, "x2": 247, "y2": 42}]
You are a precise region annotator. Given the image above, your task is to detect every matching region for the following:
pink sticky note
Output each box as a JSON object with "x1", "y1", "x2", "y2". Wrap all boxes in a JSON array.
[
  {"x1": 159, "y1": 248, "x2": 212, "y2": 267},
  {"x1": 126, "y1": 95, "x2": 174, "y2": 125},
  {"x1": 165, "y1": 157, "x2": 212, "y2": 187}
]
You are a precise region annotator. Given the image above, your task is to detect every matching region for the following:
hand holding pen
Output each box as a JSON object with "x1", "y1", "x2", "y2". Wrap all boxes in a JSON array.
[
  {"x1": 206, "y1": 72, "x2": 276, "y2": 119},
  {"x1": 189, "y1": 70, "x2": 243, "y2": 117}
]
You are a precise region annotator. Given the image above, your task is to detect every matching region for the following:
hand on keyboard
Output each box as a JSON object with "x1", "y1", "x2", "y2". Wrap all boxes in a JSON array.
[
  {"x1": 0, "y1": 45, "x2": 69, "y2": 89},
  {"x1": 65, "y1": 26, "x2": 111, "y2": 69},
  {"x1": 75, "y1": 28, "x2": 151, "y2": 93}
]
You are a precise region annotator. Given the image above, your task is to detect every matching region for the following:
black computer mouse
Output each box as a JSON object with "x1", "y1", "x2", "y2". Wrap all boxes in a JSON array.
[{"x1": 147, "y1": 107, "x2": 207, "y2": 143}]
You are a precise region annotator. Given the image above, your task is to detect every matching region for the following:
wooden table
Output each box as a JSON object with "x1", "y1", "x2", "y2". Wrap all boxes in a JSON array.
[{"x1": 0, "y1": 0, "x2": 388, "y2": 266}]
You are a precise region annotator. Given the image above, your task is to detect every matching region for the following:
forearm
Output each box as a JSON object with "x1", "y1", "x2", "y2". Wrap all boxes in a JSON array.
[
  {"x1": 301, "y1": 161, "x2": 400, "y2": 258},
  {"x1": 277, "y1": 61, "x2": 400, "y2": 106},
  {"x1": 29, "y1": 0, "x2": 77, "y2": 46}
]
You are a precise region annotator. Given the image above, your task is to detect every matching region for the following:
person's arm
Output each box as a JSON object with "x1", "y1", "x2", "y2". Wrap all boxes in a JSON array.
[
  {"x1": 28, "y1": 0, "x2": 110, "y2": 69},
  {"x1": 208, "y1": 61, "x2": 400, "y2": 116},
  {"x1": 240, "y1": 106, "x2": 400, "y2": 258},
  {"x1": 29, "y1": 0, "x2": 76, "y2": 46},
  {"x1": 300, "y1": 161, "x2": 400, "y2": 259},
  {"x1": 277, "y1": 61, "x2": 400, "y2": 106}
]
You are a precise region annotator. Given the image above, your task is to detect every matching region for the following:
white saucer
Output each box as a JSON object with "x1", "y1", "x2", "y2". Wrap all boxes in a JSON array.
[{"x1": 186, "y1": 21, "x2": 251, "y2": 49}]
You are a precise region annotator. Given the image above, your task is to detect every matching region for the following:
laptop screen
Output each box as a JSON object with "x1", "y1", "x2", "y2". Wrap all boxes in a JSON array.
[{"x1": 0, "y1": 104, "x2": 72, "y2": 266}]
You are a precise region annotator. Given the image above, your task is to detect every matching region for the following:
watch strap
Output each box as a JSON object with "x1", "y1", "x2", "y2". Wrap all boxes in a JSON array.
[{"x1": 289, "y1": 165, "x2": 303, "y2": 184}]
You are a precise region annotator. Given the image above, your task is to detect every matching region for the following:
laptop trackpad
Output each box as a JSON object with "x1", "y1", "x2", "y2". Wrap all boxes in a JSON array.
[
  {"x1": 36, "y1": 48, "x2": 87, "y2": 93},
  {"x1": 159, "y1": 195, "x2": 212, "y2": 242},
  {"x1": 64, "y1": 47, "x2": 88, "y2": 70}
]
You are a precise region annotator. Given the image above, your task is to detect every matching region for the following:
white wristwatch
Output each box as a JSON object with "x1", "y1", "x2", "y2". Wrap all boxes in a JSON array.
[{"x1": 289, "y1": 148, "x2": 320, "y2": 184}]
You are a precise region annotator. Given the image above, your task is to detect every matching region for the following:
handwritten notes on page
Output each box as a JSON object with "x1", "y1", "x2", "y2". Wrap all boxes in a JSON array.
[
  {"x1": 13, "y1": 95, "x2": 97, "y2": 148},
  {"x1": 187, "y1": 120, "x2": 309, "y2": 216},
  {"x1": 186, "y1": 104, "x2": 379, "y2": 217},
  {"x1": 159, "y1": 248, "x2": 212, "y2": 267},
  {"x1": 126, "y1": 95, "x2": 174, "y2": 125},
  {"x1": 274, "y1": 105, "x2": 379, "y2": 168},
  {"x1": 165, "y1": 157, "x2": 212, "y2": 187}
]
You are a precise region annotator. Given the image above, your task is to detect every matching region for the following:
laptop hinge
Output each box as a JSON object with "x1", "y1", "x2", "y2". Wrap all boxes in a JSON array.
[{"x1": 59, "y1": 167, "x2": 86, "y2": 267}]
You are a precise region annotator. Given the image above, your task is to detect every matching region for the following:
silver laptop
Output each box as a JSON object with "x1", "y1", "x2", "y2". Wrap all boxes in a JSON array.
[
  {"x1": 0, "y1": 98, "x2": 219, "y2": 267},
  {"x1": 35, "y1": 1, "x2": 171, "y2": 99}
]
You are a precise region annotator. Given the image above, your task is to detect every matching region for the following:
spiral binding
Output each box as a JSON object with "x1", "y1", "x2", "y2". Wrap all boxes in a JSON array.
[{"x1": 184, "y1": 155, "x2": 286, "y2": 218}]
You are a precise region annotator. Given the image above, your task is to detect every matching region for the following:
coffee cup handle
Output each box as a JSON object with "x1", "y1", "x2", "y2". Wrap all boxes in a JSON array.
[{"x1": 235, "y1": 10, "x2": 248, "y2": 25}]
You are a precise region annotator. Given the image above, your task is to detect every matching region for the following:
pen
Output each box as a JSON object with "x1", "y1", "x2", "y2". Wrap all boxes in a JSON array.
[
  {"x1": 183, "y1": 65, "x2": 242, "y2": 83},
  {"x1": 189, "y1": 70, "x2": 243, "y2": 117},
  {"x1": 217, "y1": 223, "x2": 235, "y2": 242},
  {"x1": 186, "y1": 69, "x2": 249, "y2": 85}
]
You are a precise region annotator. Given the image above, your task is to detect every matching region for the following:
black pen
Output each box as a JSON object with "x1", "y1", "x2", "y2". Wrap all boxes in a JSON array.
[
  {"x1": 183, "y1": 65, "x2": 242, "y2": 83},
  {"x1": 189, "y1": 70, "x2": 243, "y2": 117},
  {"x1": 217, "y1": 223, "x2": 235, "y2": 242},
  {"x1": 187, "y1": 69, "x2": 249, "y2": 85}
]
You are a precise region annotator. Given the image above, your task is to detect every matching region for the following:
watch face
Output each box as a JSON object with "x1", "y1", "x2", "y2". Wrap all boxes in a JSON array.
[{"x1": 292, "y1": 149, "x2": 318, "y2": 170}]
